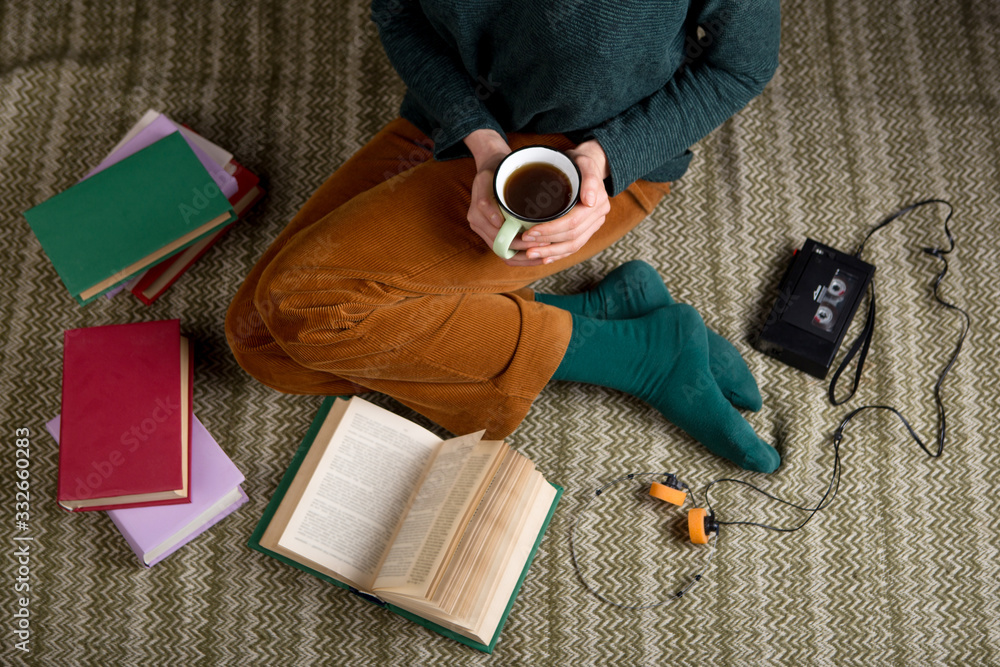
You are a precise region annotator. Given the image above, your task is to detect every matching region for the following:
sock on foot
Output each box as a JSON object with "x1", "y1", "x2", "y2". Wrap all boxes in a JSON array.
[
  {"x1": 535, "y1": 260, "x2": 671, "y2": 318},
  {"x1": 550, "y1": 305, "x2": 780, "y2": 473},
  {"x1": 536, "y1": 260, "x2": 763, "y2": 411}
]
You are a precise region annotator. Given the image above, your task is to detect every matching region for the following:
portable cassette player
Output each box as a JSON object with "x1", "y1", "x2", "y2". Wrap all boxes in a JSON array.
[{"x1": 757, "y1": 239, "x2": 876, "y2": 379}]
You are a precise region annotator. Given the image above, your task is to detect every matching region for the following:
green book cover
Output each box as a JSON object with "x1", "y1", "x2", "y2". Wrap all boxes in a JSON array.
[
  {"x1": 247, "y1": 396, "x2": 562, "y2": 654},
  {"x1": 23, "y1": 132, "x2": 236, "y2": 305}
]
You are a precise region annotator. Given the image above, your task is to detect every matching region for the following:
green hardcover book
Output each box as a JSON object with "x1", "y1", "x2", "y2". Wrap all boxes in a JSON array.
[
  {"x1": 23, "y1": 132, "x2": 236, "y2": 305},
  {"x1": 248, "y1": 396, "x2": 561, "y2": 654}
]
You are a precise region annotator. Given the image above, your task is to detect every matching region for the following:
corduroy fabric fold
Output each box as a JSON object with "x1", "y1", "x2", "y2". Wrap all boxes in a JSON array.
[{"x1": 225, "y1": 118, "x2": 669, "y2": 438}]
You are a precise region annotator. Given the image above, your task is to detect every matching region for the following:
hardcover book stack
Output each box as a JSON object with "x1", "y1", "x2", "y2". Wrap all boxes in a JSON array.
[
  {"x1": 48, "y1": 319, "x2": 247, "y2": 567},
  {"x1": 24, "y1": 110, "x2": 264, "y2": 306}
]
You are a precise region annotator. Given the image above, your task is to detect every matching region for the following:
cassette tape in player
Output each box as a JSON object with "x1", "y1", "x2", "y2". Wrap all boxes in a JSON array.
[{"x1": 757, "y1": 239, "x2": 876, "y2": 379}]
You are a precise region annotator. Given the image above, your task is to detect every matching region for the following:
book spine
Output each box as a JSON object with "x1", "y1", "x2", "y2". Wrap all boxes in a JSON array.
[
  {"x1": 56, "y1": 331, "x2": 71, "y2": 509},
  {"x1": 131, "y1": 225, "x2": 233, "y2": 305},
  {"x1": 107, "y1": 512, "x2": 148, "y2": 564},
  {"x1": 185, "y1": 339, "x2": 194, "y2": 499},
  {"x1": 130, "y1": 161, "x2": 262, "y2": 305},
  {"x1": 144, "y1": 488, "x2": 248, "y2": 567}
]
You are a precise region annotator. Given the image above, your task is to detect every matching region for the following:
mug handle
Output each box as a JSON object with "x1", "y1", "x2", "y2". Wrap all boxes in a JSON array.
[{"x1": 492, "y1": 211, "x2": 526, "y2": 260}]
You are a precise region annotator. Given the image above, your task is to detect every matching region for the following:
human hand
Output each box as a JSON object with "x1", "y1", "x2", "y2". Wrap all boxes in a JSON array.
[
  {"x1": 514, "y1": 139, "x2": 611, "y2": 266},
  {"x1": 464, "y1": 129, "x2": 553, "y2": 264}
]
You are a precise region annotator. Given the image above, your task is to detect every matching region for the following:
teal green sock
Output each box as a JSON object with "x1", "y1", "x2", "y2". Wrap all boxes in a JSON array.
[
  {"x1": 535, "y1": 260, "x2": 672, "y2": 319},
  {"x1": 536, "y1": 260, "x2": 762, "y2": 411},
  {"x1": 551, "y1": 306, "x2": 780, "y2": 473}
]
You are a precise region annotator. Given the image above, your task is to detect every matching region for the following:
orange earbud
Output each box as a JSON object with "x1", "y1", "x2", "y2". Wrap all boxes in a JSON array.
[
  {"x1": 686, "y1": 507, "x2": 719, "y2": 544},
  {"x1": 649, "y1": 480, "x2": 686, "y2": 506},
  {"x1": 649, "y1": 476, "x2": 718, "y2": 544}
]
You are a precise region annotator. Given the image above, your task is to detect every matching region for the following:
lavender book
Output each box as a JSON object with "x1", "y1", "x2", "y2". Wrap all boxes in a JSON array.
[{"x1": 47, "y1": 413, "x2": 247, "y2": 567}]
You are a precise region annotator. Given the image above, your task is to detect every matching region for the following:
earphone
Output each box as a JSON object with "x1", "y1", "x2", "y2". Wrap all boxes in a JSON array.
[
  {"x1": 569, "y1": 199, "x2": 970, "y2": 609},
  {"x1": 648, "y1": 474, "x2": 719, "y2": 544},
  {"x1": 568, "y1": 472, "x2": 719, "y2": 609}
]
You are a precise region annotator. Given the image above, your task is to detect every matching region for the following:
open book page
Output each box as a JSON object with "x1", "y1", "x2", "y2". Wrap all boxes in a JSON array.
[
  {"x1": 473, "y1": 478, "x2": 555, "y2": 638},
  {"x1": 259, "y1": 400, "x2": 356, "y2": 584},
  {"x1": 266, "y1": 398, "x2": 442, "y2": 591},
  {"x1": 373, "y1": 434, "x2": 508, "y2": 596},
  {"x1": 448, "y1": 459, "x2": 541, "y2": 622},
  {"x1": 422, "y1": 439, "x2": 510, "y2": 599},
  {"x1": 377, "y1": 454, "x2": 531, "y2": 616},
  {"x1": 429, "y1": 453, "x2": 528, "y2": 616},
  {"x1": 371, "y1": 453, "x2": 524, "y2": 630},
  {"x1": 379, "y1": 459, "x2": 555, "y2": 646},
  {"x1": 460, "y1": 471, "x2": 544, "y2": 623}
]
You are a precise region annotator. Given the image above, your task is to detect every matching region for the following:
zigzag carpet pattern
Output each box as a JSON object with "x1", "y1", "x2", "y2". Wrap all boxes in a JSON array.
[{"x1": 2, "y1": 1, "x2": 999, "y2": 665}]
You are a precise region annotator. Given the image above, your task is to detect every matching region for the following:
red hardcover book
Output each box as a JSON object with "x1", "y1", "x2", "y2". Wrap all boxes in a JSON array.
[
  {"x1": 58, "y1": 319, "x2": 193, "y2": 511},
  {"x1": 130, "y1": 159, "x2": 264, "y2": 305}
]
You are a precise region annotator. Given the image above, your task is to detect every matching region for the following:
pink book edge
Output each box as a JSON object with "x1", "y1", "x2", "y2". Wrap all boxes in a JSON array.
[
  {"x1": 46, "y1": 413, "x2": 246, "y2": 567},
  {"x1": 83, "y1": 113, "x2": 238, "y2": 198},
  {"x1": 140, "y1": 488, "x2": 248, "y2": 567}
]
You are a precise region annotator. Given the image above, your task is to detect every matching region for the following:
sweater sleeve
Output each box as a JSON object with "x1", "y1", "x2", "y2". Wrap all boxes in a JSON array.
[
  {"x1": 371, "y1": 0, "x2": 507, "y2": 160},
  {"x1": 587, "y1": 0, "x2": 780, "y2": 196}
]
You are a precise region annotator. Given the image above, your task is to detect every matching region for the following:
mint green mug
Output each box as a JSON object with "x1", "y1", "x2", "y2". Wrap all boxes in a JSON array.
[{"x1": 491, "y1": 146, "x2": 581, "y2": 259}]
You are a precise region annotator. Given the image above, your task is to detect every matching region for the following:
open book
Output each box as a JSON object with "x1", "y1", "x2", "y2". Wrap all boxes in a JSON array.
[{"x1": 249, "y1": 396, "x2": 560, "y2": 653}]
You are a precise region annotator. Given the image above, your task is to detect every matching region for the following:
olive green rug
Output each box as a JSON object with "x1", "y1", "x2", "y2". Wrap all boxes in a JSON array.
[{"x1": 2, "y1": 1, "x2": 998, "y2": 664}]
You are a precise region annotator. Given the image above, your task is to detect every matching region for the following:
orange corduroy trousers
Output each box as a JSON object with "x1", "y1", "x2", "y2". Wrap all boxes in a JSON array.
[{"x1": 225, "y1": 118, "x2": 670, "y2": 438}]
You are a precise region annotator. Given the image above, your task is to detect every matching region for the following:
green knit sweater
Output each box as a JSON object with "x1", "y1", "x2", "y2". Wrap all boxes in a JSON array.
[{"x1": 371, "y1": 0, "x2": 780, "y2": 196}]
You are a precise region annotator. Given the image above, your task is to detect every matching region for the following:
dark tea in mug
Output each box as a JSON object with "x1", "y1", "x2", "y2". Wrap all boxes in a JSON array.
[{"x1": 503, "y1": 162, "x2": 573, "y2": 219}]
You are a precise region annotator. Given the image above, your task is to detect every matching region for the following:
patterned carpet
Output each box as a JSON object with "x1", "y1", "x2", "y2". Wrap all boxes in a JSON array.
[{"x1": 2, "y1": 1, "x2": 999, "y2": 665}]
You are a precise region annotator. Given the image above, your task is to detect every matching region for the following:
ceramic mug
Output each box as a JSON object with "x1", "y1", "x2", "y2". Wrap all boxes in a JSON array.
[{"x1": 491, "y1": 146, "x2": 581, "y2": 259}]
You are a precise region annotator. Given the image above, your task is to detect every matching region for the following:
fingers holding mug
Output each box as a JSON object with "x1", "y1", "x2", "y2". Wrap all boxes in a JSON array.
[{"x1": 490, "y1": 146, "x2": 581, "y2": 260}]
